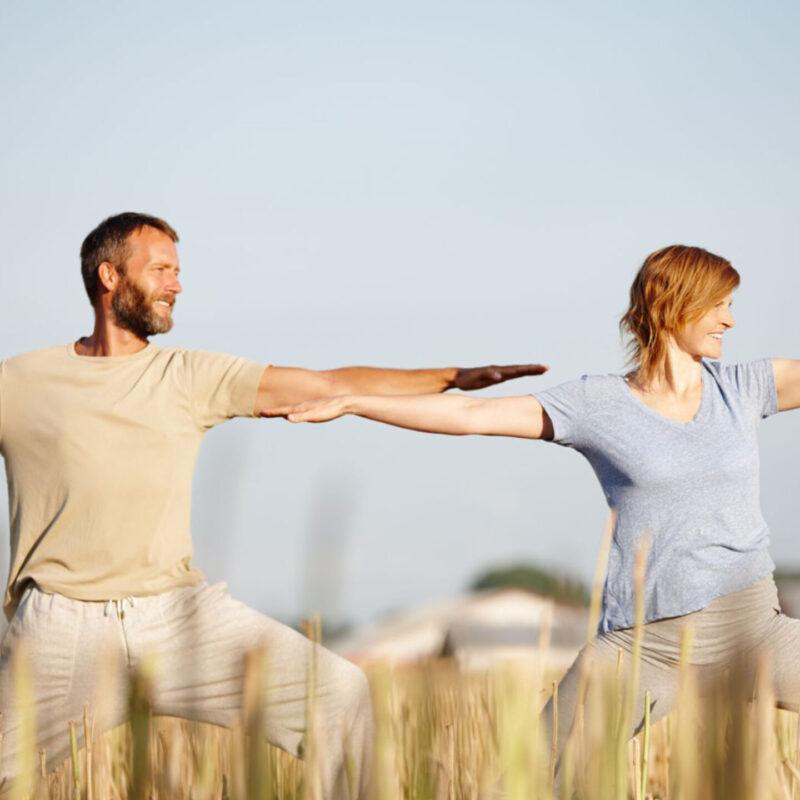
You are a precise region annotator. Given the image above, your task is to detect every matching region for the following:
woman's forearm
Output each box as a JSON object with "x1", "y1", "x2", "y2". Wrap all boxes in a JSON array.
[
  {"x1": 344, "y1": 393, "x2": 480, "y2": 435},
  {"x1": 341, "y1": 393, "x2": 546, "y2": 439}
]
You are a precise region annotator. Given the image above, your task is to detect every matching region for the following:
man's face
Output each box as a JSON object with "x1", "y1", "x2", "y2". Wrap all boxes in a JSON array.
[{"x1": 111, "y1": 226, "x2": 182, "y2": 338}]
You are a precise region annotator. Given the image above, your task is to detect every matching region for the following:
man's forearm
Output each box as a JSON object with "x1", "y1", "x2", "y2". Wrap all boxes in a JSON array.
[
  {"x1": 326, "y1": 366, "x2": 458, "y2": 396},
  {"x1": 256, "y1": 362, "x2": 548, "y2": 412}
]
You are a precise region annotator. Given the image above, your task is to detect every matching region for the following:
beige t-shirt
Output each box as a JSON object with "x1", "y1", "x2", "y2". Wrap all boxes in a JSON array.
[{"x1": 0, "y1": 343, "x2": 265, "y2": 619}]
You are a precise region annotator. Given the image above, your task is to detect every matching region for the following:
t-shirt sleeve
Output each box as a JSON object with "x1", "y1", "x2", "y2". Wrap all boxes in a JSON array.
[
  {"x1": 718, "y1": 359, "x2": 778, "y2": 421},
  {"x1": 531, "y1": 376, "x2": 590, "y2": 448},
  {"x1": 182, "y1": 350, "x2": 266, "y2": 430}
]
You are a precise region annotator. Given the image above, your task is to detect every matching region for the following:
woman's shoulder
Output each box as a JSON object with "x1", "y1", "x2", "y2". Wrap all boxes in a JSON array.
[
  {"x1": 533, "y1": 371, "x2": 628, "y2": 448},
  {"x1": 702, "y1": 357, "x2": 773, "y2": 385},
  {"x1": 535, "y1": 371, "x2": 625, "y2": 407},
  {"x1": 702, "y1": 358, "x2": 777, "y2": 418},
  {"x1": 545, "y1": 372, "x2": 625, "y2": 393},
  {"x1": 574, "y1": 371, "x2": 628, "y2": 392}
]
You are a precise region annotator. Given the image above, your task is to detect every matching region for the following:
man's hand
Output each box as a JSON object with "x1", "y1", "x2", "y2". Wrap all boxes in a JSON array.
[{"x1": 453, "y1": 363, "x2": 548, "y2": 391}]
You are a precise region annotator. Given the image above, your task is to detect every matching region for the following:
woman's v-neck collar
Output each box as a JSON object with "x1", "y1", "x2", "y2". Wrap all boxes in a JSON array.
[{"x1": 619, "y1": 362, "x2": 710, "y2": 428}]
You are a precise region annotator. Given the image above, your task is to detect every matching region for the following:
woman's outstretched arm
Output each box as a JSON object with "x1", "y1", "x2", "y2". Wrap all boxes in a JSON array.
[
  {"x1": 261, "y1": 393, "x2": 554, "y2": 440},
  {"x1": 772, "y1": 359, "x2": 800, "y2": 411}
]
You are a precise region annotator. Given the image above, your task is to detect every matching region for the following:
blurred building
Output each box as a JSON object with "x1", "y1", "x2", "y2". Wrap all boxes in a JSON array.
[{"x1": 330, "y1": 588, "x2": 588, "y2": 671}]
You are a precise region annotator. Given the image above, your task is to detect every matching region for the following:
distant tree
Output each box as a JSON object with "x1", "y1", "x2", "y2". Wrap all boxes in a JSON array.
[{"x1": 469, "y1": 562, "x2": 590, "y2": 607}]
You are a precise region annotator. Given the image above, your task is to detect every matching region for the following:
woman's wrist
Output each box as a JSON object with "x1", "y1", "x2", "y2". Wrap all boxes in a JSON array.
[{"x1": 341, "y1": 395, "x2": 361, "y2": 415}]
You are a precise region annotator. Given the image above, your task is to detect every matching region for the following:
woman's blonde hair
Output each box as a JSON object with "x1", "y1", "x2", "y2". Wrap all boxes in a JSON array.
[{"x1": 620, "y1": 245, "x2": 740, "y2": 383}]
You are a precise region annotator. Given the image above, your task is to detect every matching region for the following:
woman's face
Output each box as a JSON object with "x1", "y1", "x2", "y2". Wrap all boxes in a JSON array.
[{"x1": 674, "y1": 293, "x2": 736, "y2": 359}]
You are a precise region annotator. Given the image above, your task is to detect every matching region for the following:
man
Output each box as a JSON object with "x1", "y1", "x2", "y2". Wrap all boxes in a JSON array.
[{"x1": 0, "y1": 212, "x2": 547, "y2": 797}]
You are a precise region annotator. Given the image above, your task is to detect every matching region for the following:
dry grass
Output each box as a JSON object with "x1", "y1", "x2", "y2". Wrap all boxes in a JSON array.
[
  {"x1": 10, "y1": 525, "x2": 800, "y2": 799},
  {"x1": 9, "y1": 649, "x2": 800, "y2": 800}
]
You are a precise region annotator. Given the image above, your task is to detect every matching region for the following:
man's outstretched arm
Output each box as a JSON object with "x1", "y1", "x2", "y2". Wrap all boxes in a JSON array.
[{"x1": 254, "y1": 363, "x2": 548, "y2": 412}]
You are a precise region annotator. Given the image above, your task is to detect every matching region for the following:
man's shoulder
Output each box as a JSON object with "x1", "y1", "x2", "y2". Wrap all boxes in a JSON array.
[
  {"x1": 2, "y1": 344, "x2": 71, "y2": 373},
  {"x1": 0, "y1": 344, "x2": 249, "y2": 376},
  {"x1": 0, "y1": 344, "x2": 188, "y2": 375},
  {"x1": 150, "y1": 346, "x2": 241, "y2": 359}
]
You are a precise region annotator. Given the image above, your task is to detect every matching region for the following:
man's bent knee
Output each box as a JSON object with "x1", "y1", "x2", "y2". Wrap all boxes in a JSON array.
[{"x1": 337, "y1": 662, "x2": 371, "y2": 715}]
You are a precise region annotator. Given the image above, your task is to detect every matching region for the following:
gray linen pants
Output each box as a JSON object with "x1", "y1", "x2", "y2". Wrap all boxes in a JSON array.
[
  {"x1": 0, "y1": 581, "x2": 373, "y2": 799},
  {"x1": 544, "y1": 575, "x2": 800, "y2": 760}
]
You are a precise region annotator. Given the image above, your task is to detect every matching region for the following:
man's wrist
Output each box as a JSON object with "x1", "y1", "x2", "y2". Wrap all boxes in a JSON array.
[{"x1": 442, "y1": 367, "x2": 459, "y2": 391}]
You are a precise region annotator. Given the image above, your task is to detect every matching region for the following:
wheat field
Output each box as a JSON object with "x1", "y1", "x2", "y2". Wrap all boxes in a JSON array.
[
  {"x1": 9, "y1": 650, "x2": 800, "y2": 800},
  {"x1": 9, "y1": 534, "x2": 800, "y2": 800}
]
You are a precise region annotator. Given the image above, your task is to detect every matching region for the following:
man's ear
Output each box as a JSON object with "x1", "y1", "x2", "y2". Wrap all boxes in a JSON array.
[{"x1": 97, "y1": 262, "x2": 121, "y2": 293}]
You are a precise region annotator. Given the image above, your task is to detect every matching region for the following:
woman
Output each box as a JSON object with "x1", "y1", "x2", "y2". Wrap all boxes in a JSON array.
[{"x1": 265, "y1": 245, "x2": 800, "y2": 753}]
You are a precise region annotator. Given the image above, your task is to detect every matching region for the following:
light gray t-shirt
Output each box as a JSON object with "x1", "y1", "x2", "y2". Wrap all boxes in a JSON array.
[{"x1": 533, "y1": 358, "x2": 778, "y2": 633}]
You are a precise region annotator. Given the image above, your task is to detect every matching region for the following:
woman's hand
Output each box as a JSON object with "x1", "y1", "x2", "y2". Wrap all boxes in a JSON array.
[{"x1": 261, "y1": 396, "x2": 354, "y2": 423}]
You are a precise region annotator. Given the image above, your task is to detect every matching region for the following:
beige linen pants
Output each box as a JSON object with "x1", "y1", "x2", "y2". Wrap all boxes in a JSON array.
[
  {"x1": 544, "y1": 575, "x2": 800, "y2": 761},
  {"x1": 0, "y1": 581, "x2": 373, "y2": 799}
]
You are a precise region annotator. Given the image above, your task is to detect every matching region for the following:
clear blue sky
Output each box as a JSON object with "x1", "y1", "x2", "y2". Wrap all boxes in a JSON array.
[{"x1": 1, "y1": 1, "x2": 799, "y2": 624}]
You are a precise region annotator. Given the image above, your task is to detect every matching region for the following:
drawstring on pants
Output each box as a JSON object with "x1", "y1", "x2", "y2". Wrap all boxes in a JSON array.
[{"x1": 103, "y1": 596, "x2": 135, "y2": 620}]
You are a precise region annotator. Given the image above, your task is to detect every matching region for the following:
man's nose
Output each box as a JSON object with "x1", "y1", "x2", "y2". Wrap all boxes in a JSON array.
[{"x1": 167, "y1": 275, "x2": 182, "y2": 294}]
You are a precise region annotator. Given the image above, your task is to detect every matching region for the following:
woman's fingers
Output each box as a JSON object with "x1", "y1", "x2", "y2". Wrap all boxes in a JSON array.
[
  {"x1": 286, "y1": 407, "x2": 315, "y2": 422},
  {"x1": 261, "y1": 400, "x2": 345, "y2": 423},
  {"x1": 287, "y1": 410, "x2": 326, "y2": 423},
  {"x1": 287, "y1": 411, "x2": 321, "y2": 422},
  {"x1": 260, "y1": 405, "x2": 297, "y2": 418}
]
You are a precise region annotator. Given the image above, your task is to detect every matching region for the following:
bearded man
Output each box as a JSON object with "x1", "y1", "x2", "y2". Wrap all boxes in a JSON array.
[{"x1": 0, "y1": 212, "x2": 547, "y2": 798}]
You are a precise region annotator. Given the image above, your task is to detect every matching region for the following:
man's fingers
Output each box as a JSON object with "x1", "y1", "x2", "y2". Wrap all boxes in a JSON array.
[
  {"x1": 455, "y1": 363, "x2": 550, "y2": 390},
  {"x1": 498, "y1": 363, "x2": 549, "y2": 378},
  {"x1": 486, "y1": 364, "x2": 549, "y2": 383}
]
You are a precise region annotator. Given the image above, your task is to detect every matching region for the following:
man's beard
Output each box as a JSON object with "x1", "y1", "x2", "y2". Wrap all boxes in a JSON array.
[{"x1": 112, "y1": 275, "x2": 175, "y2": 338}]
